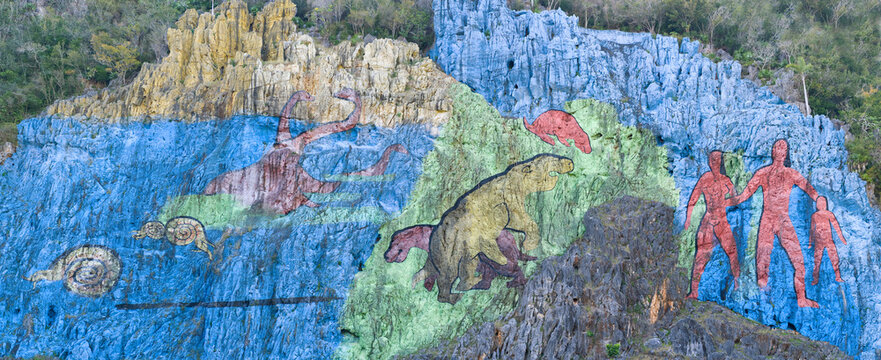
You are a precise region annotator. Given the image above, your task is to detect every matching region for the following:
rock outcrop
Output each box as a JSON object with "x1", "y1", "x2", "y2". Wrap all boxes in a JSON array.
[
  {"x1": 0, "y1": 142, "x2": 12, "y2": 164},
  {"x1": 1, "y1": 0, "x2": 877, "y2": 358},
  {"x1": 432, "y1": 0, "x2": 880, "y2": 356},
  {"x1": 403, "y1": 196, "x2": 848, "y2": 359},
  {"x1": 48, "y1": 0, "x2": 455, "y2": 127}
]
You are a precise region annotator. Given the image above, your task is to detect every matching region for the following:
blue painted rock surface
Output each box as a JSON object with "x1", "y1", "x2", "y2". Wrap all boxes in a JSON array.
[
  {"x1": 431, "y1": 0, "x2": 880, "y2": 356},
  {"x1": 0, "y1": 116, "x2": 433, "y2": 359}
]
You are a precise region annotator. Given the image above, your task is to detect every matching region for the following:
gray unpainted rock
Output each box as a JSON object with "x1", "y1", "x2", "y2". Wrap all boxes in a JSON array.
[
  {"x1": 399, "y1": 197, "x2": 851, "y2": 360},
  {"x1": 401, "y1": 196, "x2": 687, "y2": 359}
]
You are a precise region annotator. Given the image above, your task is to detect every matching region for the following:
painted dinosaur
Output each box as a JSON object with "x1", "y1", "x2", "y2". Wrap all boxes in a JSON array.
[
  {"x1": 385, "y1": 225, "x2": 536, "y2": 290},
  {"x1": 524, "y1": 110, "x2": 592, "y2": 154},
  {"x1": 203, "y1": 89, "x2": 408, "y2": 214}
]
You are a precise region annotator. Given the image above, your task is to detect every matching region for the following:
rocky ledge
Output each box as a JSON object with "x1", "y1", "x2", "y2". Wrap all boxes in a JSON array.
[
  {"x1": 401, "y1": 196, "x2": 848, "y2": 359},
  {"x1": 47, "y1": 0, "x2": 456, "y2": 126}
]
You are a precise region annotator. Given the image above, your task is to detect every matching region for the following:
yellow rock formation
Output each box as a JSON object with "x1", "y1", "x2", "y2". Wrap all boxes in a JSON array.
[{"x1": 47, "y1": 0, "x2": 455, "y2": 127}]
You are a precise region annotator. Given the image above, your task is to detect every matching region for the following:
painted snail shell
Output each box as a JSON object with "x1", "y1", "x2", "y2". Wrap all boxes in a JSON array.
[
  {"x1": 164, "y1": 217, "x2": 206, "y2": 246},
  {"x1": 28, "y1": 245, "x2": 122, "y2": 298},
  {"x1": 132, "y1": 217, "x2": 214, "y2": 260},
  {"x1": 133, "y1": 221, "x2": 166, "y2": 240}
]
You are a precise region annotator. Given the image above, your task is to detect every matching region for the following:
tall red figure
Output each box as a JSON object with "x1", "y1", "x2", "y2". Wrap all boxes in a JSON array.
[
  {"x1": 809, "y1": 196, "x2": 848, "y2": 285},
  {"x1": 731, "y1": 139, "x2": 820, "y2": 308},
  {"x1": 685, "y1": 150, "x2": 740, "y2": 299}
]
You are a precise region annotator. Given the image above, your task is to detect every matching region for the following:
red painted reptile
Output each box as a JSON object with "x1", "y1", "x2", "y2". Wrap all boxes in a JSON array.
[
  {"x1": 524, "y1": 110, "x2": 592, "y2": 154},
  {"x1": 203, "y1": 88, "x2": 407, "y2": 214}
]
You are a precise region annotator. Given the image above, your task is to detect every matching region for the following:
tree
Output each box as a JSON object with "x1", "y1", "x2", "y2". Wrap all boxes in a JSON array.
[
  {"x1": 831, "y1": 0, "x2": 853, "y2": 28},
  {"x1": 706, "y1": 5, "x2": 727, "y2": 46},
  {"x1": 787, "y1": 56, "x2": 814, "y2": 115},
  {"x1": 627, "y1": 0, "x2": 663, "y2": 34},
  {"x1": 90, "y1": 32, "x2": 140, "y2": 81}
]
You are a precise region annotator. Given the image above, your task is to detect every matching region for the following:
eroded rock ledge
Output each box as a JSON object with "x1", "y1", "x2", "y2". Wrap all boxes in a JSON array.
[
  {"x1": 47, "y1": 0, "x2": 455, "y2": 126},
  {"x1": 402, "y1": 196, "x2": 849, "y2": 360}
]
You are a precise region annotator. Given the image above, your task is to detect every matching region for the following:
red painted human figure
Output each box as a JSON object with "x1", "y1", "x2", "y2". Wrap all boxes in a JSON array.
[
  {"x1": 523, "y1": 110, "x2": 592, "y2": 154},
  {"x1": 684, "y1": 150, "x2": 740, "y2": 299},
  {"x1": 810, "y1": 196, "x2": 848, "y2": 285},
  {"x1": 204, "y1": 88, "x2": 407, "y2": 214},
  {"x1": 730, "y1": 139, "x2": 820, "y2": 308}
]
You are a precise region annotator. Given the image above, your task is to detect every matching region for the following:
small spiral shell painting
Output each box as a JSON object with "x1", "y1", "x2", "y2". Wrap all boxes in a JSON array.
[
  {"x1": 133, "y1": 216, "x2": 215, "y2": 260},
  {"x1": 27, "y1": 245, "x2": 122, "y2": 298}
]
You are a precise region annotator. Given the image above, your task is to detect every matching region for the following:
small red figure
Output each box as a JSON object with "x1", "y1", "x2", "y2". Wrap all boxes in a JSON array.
[
  {"x1": 684, "y1": 150, "x2": 740, "y2": 300},
  {"x1": 523, "y1": 110, "x2": 592, "y2": 154},
  {"x1": 730, "y1": 139, "x2": 820, "y2": 308},
  {"x1": 810, "y1": 196, "x2": 848, "y2": 285}
]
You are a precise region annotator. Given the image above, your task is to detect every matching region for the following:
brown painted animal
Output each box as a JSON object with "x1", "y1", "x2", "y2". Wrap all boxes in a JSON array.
[
  {"x1": 385, "y1": 225, "x2": 535, "y2": 290},
  {"x1": 415, "y1": 154, "x2": 574, "y2": 304},
  {"x1": 524, "y1": 110, "x2": 592, "y2": 154}
]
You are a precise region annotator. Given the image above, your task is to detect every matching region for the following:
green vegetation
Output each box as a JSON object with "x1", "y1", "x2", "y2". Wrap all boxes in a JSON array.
[
  {"x1": 605, "y1": 343, "x2": 621, "y2": 357},
  {"x1": 0, "y1": 0, "x2": 187, "y2": 126},
  {"x1": 0, "y1": 0, "x2": 430, "y2": 131},
  {"x1": 338, "y1": 84, "x2": 677, "y2": 359},
  {"x1": 309, "y1": 0, "x2": 433, "y2": 48}
]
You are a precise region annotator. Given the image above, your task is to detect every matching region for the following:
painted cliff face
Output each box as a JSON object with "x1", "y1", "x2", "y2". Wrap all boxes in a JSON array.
[
  {"x1": 381, "y1": 155, "x2": 574, "y2": 304},
  {"x1": 203, "y1": 89, "x2": 407, "y2": 214},
  {"x1": 685, "y1": 150, "x2": 739, "y2": 300},
  {"x1": 2, "y1": 110, "x2": 435, "y2": 358},
  {"x1": 5, "y1": 0, "x2": 881, "y2": 357},
  {"x1": 524, "y1": 110, "x2": 592, "y2": 154},
  {"x1": 686, "y1": 142, "x2": 849, "y2": 309},
  {"x1": 432, "y1": 0, "x2": 875, "y2": 355}
]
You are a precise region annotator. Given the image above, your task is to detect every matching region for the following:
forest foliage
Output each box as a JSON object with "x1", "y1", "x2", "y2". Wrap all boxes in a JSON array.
[{"x1": 0, "y1": 0, "x2": 879, "y2": 203}]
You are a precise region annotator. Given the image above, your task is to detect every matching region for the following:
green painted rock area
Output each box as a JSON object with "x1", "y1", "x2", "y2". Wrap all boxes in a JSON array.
[{"x1": 338, "y1": 84, "x2": 679, "y2": 359}]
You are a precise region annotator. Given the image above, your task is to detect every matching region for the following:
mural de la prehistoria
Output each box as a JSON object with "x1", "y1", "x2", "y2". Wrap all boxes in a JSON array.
[
  {"x1": 0, "y1": 0, "x2": 878, "y2": 359},
  {"x1": 432, "y1": 0, "x2": 879, "y2": 356}
]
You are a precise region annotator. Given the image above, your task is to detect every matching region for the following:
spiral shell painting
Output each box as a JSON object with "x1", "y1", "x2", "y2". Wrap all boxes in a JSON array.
[
  {"x1": 27, "y1": 245, "x2": 122, "y2": 298},
  {"x1": 133, "y1": 216, "x2": 215, "y2": 260}
]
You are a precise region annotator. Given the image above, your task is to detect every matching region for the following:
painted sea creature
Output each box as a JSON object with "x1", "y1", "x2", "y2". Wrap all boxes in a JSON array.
[
  {"x1": 412, "y1": 154, "x2": 574, "y2": 304},
  {"x1": 27, "y1": 245, "x2": 122, "y2": 298},
  {"x1": 524, "y1": 110, "x2": 592, "y2": 154},
  {"x1": 203, "y1": 88, "x2": 407, "y2": 214},
  {"x1": 133, "y1": 216, "x2": 214, "y2": 260}
]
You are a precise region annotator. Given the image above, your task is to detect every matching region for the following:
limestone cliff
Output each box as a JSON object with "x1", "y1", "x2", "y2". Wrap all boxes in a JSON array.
[
  {"x1": 3, "y1": 0, "x2": 879, "y2": 358},
  {"x1": 47, "y1": 0, "x2": 455, "y2": 127},
  {"x1": 431, "y1": 0, "x2": 881, "y2": 356}
]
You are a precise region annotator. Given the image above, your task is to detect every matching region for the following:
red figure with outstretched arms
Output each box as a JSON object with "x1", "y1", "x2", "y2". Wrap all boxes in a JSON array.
[{"x1": 730, "y1": 139, "x2": 820, "y2": 308}]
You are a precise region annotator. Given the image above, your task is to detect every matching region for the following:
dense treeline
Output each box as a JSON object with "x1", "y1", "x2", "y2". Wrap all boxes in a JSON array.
[
  {"x1": 0, "y1": 0, "x2": 879, "y2": 202},
  {"x1": 0, "y1": 0, "x2": 189, "y2": 123},
  {"x1": 307, "y1": 0, "x2": 433, "y2": 47},
  {"x1": 0, "y1": 0, "x2": 430, "y2": 126}
]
